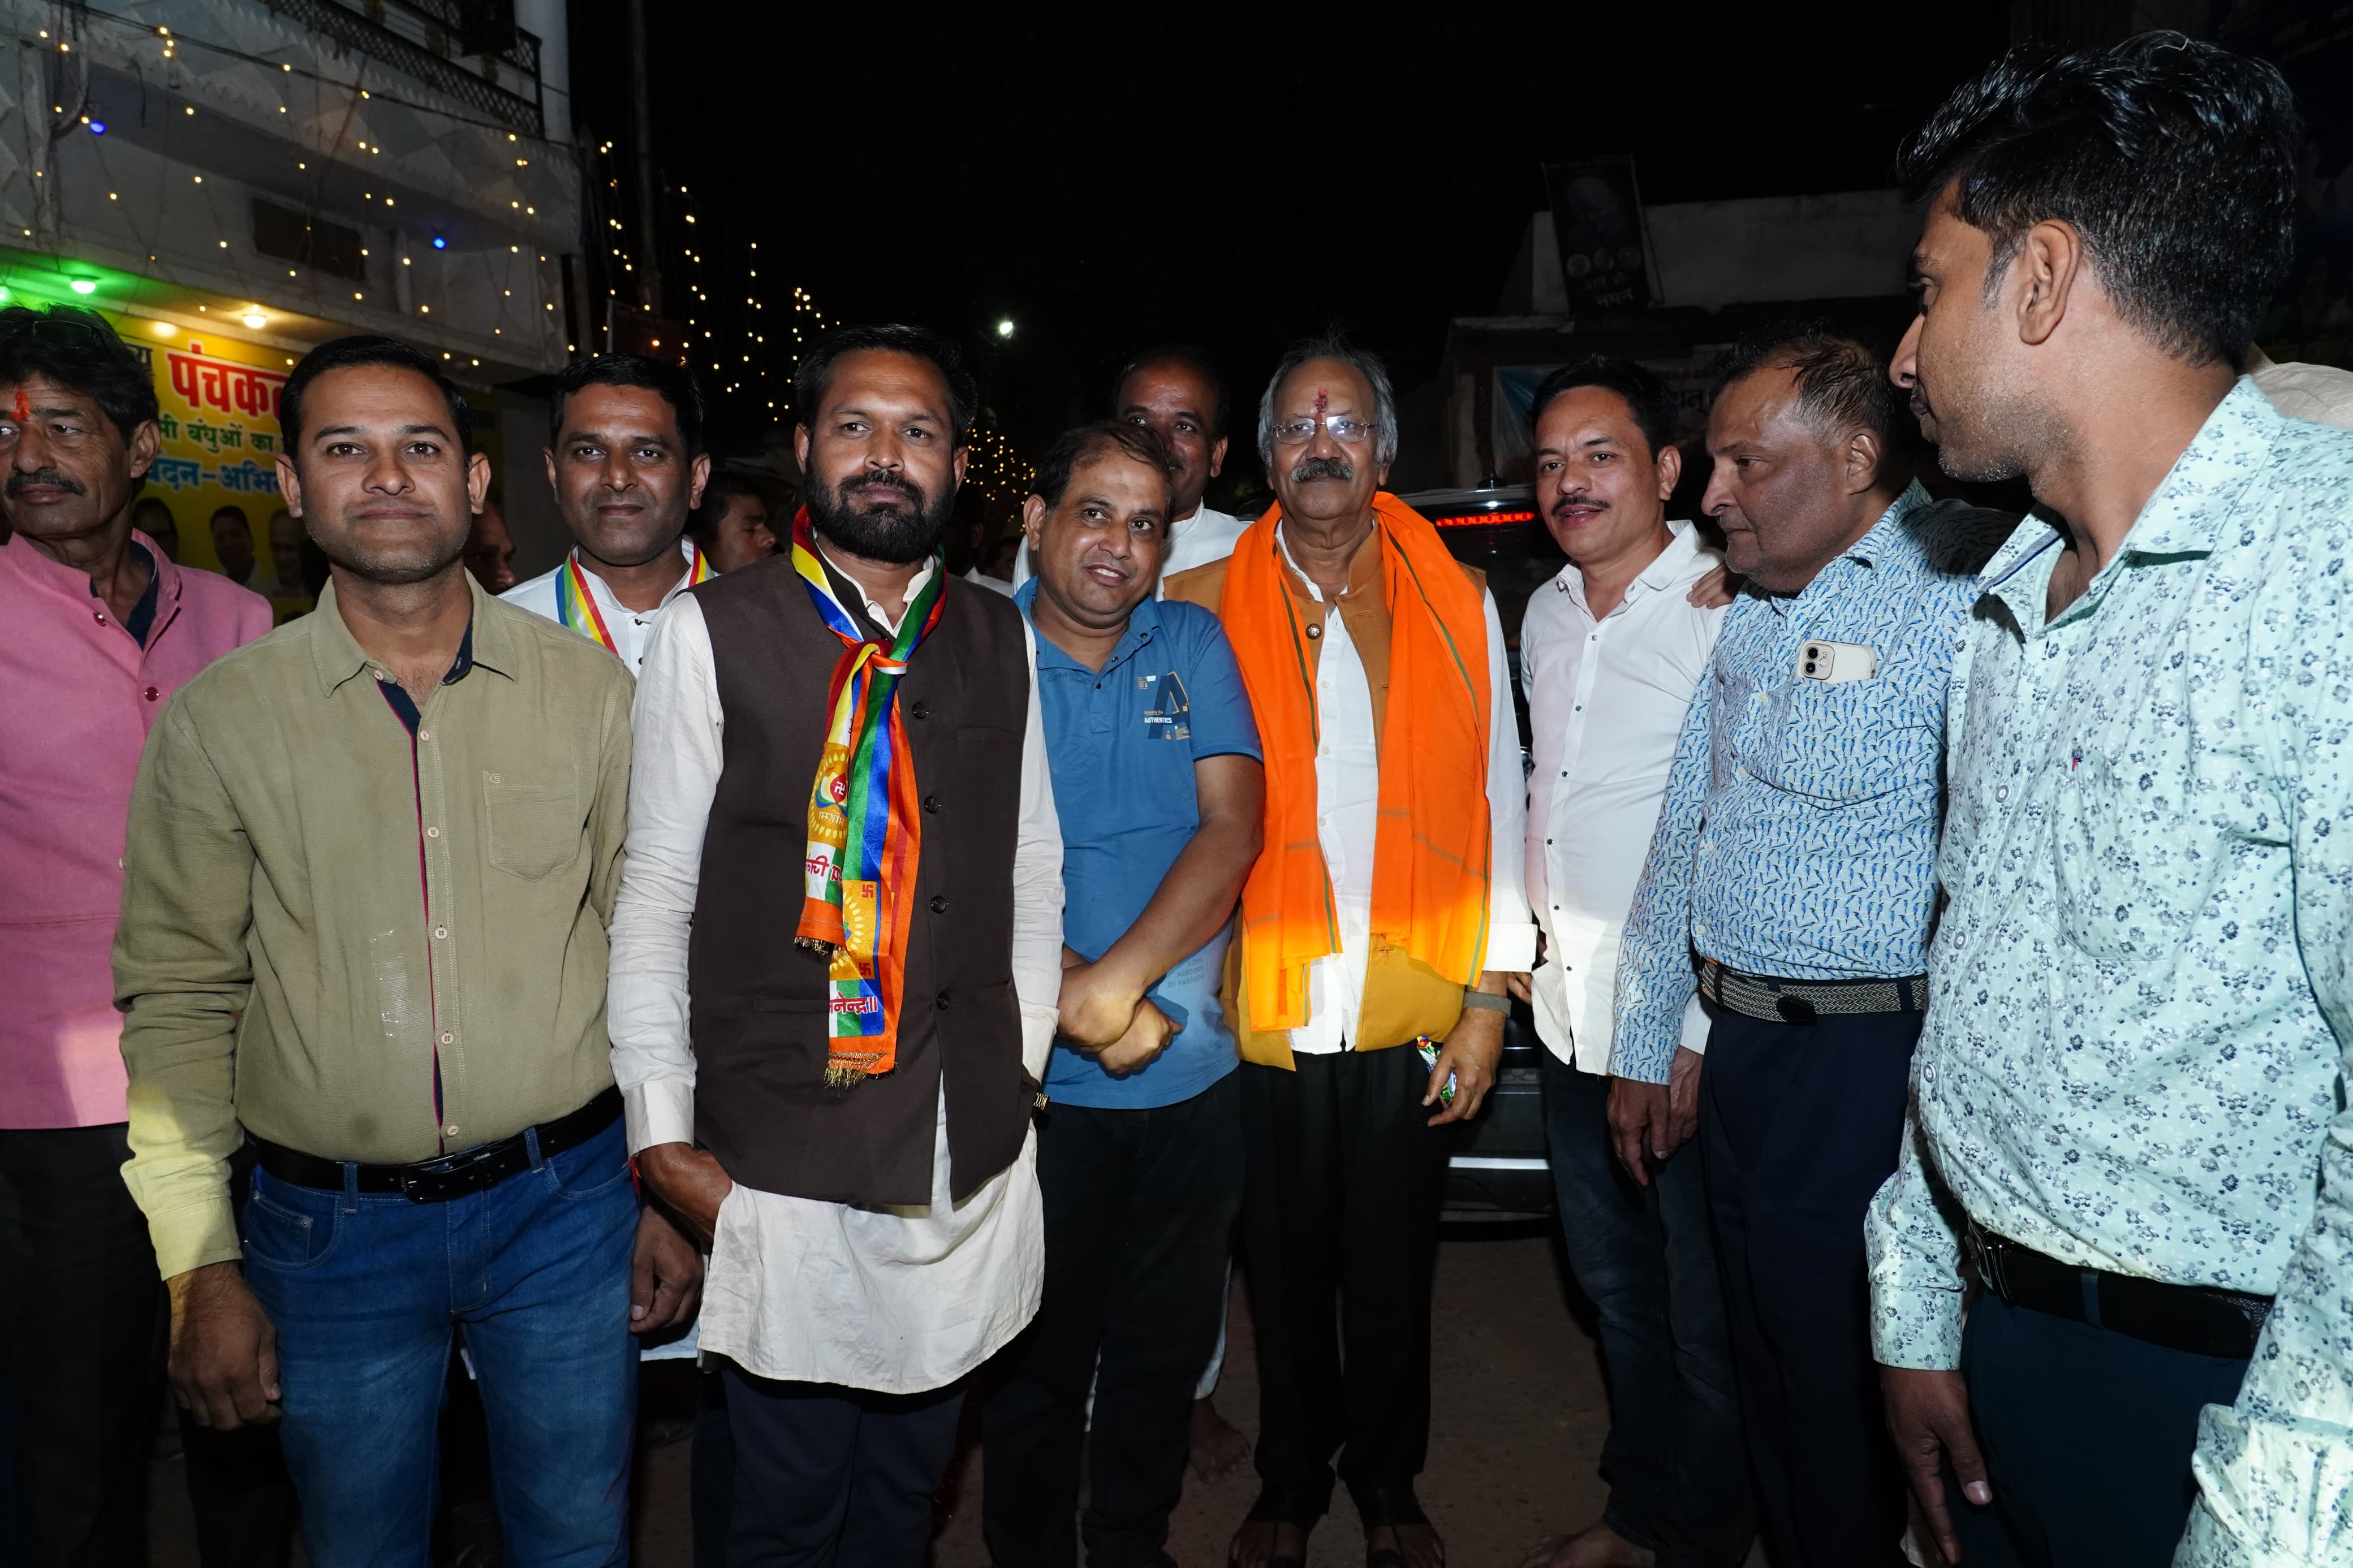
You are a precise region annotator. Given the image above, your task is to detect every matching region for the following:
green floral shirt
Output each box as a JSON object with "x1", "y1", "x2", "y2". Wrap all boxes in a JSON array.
[{"x1": 1864, "y1": 381, "x2": 2353, "y2": 1563}]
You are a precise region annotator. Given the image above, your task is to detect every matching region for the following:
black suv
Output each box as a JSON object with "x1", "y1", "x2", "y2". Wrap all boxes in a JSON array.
[{"x1": 1401, "y1": 483, "x2": 1563, "y2": 1220}]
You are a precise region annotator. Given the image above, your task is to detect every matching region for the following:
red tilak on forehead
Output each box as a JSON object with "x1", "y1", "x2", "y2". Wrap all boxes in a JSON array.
[
  {"x1": 9, "y1": 388, "x2": 26, "y2": 421},
  {"x1": 1313, "y1": 388, "x2": 1329, "y2": 417}
]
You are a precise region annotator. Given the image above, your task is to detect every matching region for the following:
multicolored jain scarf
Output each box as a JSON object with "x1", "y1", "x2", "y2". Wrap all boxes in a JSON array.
[
  {"x1": 790, "y1": 509, "x2": 947, "y2": 1087},
  {"x1": 554, "y1": 541, "x2": 714, "y2": 654}
]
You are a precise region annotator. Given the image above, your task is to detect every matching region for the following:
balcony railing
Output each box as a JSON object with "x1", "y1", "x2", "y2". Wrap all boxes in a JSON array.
[{"x1": 265, "y1": 0, "x2": 544, "y2": 136}]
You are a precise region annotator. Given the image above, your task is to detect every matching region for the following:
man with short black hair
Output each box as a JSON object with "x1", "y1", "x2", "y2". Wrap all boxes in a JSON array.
[
  {"x1": 685, "y1": 469, "x2": 781, "y2": 573},
  {"x1": 1613, "y1": 325, "x2": 1997, "y2": 1567},
  {"x1": 1872, "y1": 33, "x2": 2353, "y2": 1565},
  {"x1": 982, "y1": 422, "x2": 1263, "y2": 1567},
  {"x1": 1110, "y1": 348, "x2": 1255, "y2": 1470},
  {"x1": 1514, "y1": 356, "x2": 1749, "y2": 1568},
  {"x1": 116, "y1": 334, "x2": 701, "y2": 1568},
  {"x1": 503, "y1": 353, "x2": 713, "y2": 669},
  {"x1": 0, "y1": 303, "x2": 275, "y2": 1568},
  {"x1": 613, "y1": 323, "x2": 1064, "y2": 1567},
  {"x1": 1016, "y1": 348, "x2": 1246, "y2": 592}
]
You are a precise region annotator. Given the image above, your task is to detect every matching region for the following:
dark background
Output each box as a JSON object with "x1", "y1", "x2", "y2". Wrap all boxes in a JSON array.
[{"x1": 564, "y1": 1, "x2": 2015, "y2": 463}]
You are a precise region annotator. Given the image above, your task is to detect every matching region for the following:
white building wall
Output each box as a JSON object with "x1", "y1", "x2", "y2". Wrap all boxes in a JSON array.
[{"x1": 0, "y1": 0, "x2": 579, "y2": 375}]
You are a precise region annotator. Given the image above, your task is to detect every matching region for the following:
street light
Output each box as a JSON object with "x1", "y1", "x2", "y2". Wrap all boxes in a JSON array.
[{"x1": 996, "y1": 318, "x2": 1015, "y2": 339}]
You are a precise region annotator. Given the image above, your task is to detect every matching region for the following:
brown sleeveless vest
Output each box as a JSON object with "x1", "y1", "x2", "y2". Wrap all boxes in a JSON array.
[{"x1": 687, "y1": 555, "x2": 1032, "y2": 1206}]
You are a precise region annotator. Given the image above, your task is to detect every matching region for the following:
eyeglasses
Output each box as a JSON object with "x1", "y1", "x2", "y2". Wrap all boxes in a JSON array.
[{"x1": 1269, "y1": 414, "x2": 1378, "y2": 447}]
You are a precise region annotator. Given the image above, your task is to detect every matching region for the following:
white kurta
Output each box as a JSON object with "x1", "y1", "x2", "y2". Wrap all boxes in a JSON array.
[
  {"x1": 501, "y1": 539, "x2": 702, "y2": 671},
  {"x1": 1270, "y1": 525, "x2": 1539, "y2": 1055},
  {"x1": 605, "y1": 563, "x2": 1065, "y2": 1393}
]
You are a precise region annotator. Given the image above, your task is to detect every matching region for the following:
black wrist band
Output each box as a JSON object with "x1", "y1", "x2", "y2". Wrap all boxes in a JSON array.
[{"x1": 1459, "y1": 990, "x2": 1510, "y2": 1014}]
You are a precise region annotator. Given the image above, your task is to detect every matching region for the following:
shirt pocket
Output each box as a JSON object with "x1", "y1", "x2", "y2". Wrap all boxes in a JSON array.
[
  {"x1": 2047, "y1": 746, "x2": 2216, "y2": 964},
  {"x1": 1759, "y1": 681, "x2": 1932, "y2": 805},
  {"x1": 481, "y1": 767, "x2": 584, "y2": 882}
]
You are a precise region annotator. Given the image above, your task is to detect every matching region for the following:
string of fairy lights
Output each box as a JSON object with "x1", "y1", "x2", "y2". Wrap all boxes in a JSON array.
[
  {"x1": 587, "y1": 138, "x2": 1029, "y2": 490},
  {"x1": 588, "y1": 143, "x2": 808, "y2": 425},
  {"x1": 677, "y1": 197, "x2": 796, "y2": 412},
  {"x1": 18, "y1": 12, "x2": 557, "y2": 383},
  {"x1": 963, "y1": 422, "x2": 1035, "y2": 509},
  {"x1": 37, "y1": 11, "x2": 1029, "y2": 487},
  {"x1": 18, "y1": 5, "x2": 1036, "y2": 526}
]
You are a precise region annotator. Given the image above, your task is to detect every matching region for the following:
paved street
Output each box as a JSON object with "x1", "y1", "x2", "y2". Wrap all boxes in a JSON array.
[
  {"x1": 929, "y1": 1223, "x2": 1616, "y2": 1568},
  {"x1": 153, "y1": 1223, "x2": 1661, "y2": 1567}
]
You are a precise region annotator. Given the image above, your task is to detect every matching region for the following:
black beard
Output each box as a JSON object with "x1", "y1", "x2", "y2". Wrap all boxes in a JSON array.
[{"x1": 804, "y1": 473, "x2": 954, "y2": 564}]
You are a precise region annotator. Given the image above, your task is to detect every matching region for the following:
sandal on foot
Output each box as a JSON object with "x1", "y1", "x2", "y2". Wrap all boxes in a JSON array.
[
  {"x1": 1231, "y1": 1486, "x2": 1325, "y2": 1568},
  {"x1": 1355, "y1": 1484, "x2": 1436, "y2": 1568}
]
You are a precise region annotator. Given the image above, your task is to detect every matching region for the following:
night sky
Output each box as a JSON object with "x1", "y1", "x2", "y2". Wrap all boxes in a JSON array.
[{"x1": 567, "y1": 1, "x2": 2015, "y2": 463}]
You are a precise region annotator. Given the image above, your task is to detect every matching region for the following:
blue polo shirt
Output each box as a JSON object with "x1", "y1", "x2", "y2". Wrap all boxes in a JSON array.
[{"x1": 1017, "y1": 581, "x2": 1261, "y2": 1109}]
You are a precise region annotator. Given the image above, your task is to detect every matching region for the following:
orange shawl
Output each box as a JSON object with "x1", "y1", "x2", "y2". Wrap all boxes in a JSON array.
[{"x1": 1219, "y1": 492, "x2": 1493, "y2": 1035}]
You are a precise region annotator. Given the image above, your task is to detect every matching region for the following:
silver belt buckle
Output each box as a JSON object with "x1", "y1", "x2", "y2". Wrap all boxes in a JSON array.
[{"x1": 1966, "y1": 1224, "x2": 2007, "y2": 1299}]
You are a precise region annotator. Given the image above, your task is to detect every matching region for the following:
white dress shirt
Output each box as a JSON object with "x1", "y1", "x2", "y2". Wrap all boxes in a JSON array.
[
  {"x1": 1522, "y1": 521, "x2": 1725, "y2": 1074},
  {"x1": 501, "y1": 538, "x2": 703, "y2": 671},
  {"x1": 606, "y1": 559, "x2": 1065, "y2": 1394},
  {"x1": 1012, "y1": 503, "x2": 1248, "y2": 593},
  {"x1": 1275, "y1": 525, "x2": 1538, "y2": 1055}
]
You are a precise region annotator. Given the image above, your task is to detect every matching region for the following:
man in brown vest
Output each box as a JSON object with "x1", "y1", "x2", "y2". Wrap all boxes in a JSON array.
[
  {"x1": 1166, "y1": 339, "x2": 1535, "y2": 1568},
  {"x1": 608, "y1": 324, "x2": 1064, "y2": 1568}
]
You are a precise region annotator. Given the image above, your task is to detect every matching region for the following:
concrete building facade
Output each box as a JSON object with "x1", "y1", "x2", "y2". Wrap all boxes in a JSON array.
[{"x1": 0, "y1": 0, "x2": 581, "y2": 574}]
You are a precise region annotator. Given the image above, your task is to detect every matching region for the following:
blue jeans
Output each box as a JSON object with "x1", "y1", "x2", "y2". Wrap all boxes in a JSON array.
[
  {"x1": 1540, "y1": 1049, "x2": 1752, "y2": 1568},
  {"x1": 242, "y1": 1117, "x2": 639, "y2": 1568}
]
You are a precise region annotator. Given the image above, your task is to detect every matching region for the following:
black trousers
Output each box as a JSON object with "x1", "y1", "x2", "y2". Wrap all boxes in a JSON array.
[
  {"x1": 692, "y1": 1368, "x2": 735, "y2": 1568},
  {"x1": 0, "y1": 1124, "x2": 292, "y2": 1568},
  {"x1": 1238, "y1": 1048, "x2": 1443, "y2": 1518},
  {"x1": 982, "y1": 1071, "x2": 1243, "y2": 1568},
  {"x1": 1699, "y1": 1009, "x2": 1917, "y2": 1568},
  {"x1": 721, "y1": 1363, "x2": 963, "y2": 1568},
  {"x1": 1944, "y1": 1293, "x2": 2251, "y2": 1568}
]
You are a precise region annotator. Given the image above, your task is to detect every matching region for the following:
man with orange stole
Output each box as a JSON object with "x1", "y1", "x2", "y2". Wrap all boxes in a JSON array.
[{"x1": 1165, "y1": 338, "x2": 1533, "y2": 1568}]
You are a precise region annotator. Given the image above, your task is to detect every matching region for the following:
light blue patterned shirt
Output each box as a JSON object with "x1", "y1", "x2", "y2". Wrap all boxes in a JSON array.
[
  {"x1": 1863, "y1": 382, "x2": 2353, "y2": 1563},
  {"x1": 1609, "y1": 483, "x2": 1988, "y2": 1083}
]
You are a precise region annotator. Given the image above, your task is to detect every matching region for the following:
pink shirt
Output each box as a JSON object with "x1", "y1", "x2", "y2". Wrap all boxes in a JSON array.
[{"x1": 0, "y1": 530, "x2": 272, "y2": 1128}]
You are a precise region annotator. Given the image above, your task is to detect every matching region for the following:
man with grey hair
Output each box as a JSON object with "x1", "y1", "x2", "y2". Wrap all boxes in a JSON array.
[
  {"x1": 1610, "y1": 323, "x2": 2001, "y2": 1566},
  {"x1": 1166, "y1": 339, "x2": 1534, "y2": 1568}
]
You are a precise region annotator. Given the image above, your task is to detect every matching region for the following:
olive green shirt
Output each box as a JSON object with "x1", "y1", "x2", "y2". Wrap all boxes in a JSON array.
[{"x1": 114, "y1": 576, "x2": 635, "y2": 1278}]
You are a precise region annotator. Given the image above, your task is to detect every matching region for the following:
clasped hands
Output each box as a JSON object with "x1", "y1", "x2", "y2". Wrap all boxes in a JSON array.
[{"x1": 1057, "y1": 951, "x2": 1180, "y2": 1075}]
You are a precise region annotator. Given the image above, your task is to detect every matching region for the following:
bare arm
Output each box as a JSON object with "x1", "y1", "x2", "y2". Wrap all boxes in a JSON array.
[{"x1": 1058, "y1": 754, "x2": 1265, "y2": 1048}]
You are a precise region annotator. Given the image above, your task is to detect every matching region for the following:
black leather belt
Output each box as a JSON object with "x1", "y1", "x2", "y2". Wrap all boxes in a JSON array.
[
  {"x1": 1969, "y1": 1225, "x2": 2270, "y2": 1362},
  {"x1": 1697, "y1": 957, "x2": 1927, "y2": 1025},
  {"x1": 249, "y1": 1087, "x2": 623, "y2": 1204}
]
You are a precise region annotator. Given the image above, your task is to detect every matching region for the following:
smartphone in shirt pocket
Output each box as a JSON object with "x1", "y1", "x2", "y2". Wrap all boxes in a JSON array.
[{"x1": 1798, "y1": 641, "x2": 1878, "y2": 684}]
